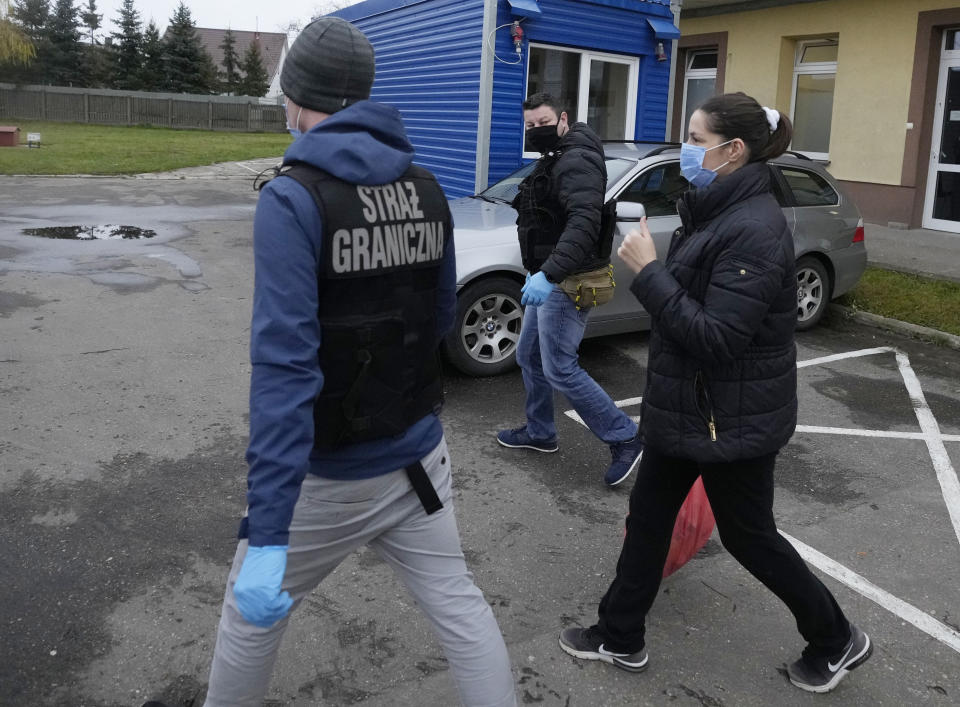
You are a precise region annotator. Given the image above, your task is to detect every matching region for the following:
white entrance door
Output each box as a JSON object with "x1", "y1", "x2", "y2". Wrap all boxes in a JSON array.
[{"x1": 923, "y1": 30, "x2": 960, "y2": 233}]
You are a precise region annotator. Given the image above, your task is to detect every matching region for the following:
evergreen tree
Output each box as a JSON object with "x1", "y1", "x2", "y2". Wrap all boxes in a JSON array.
[
  {"x1": 237, "y1": 39, "x2": 268, "y2": 97},
  {"x1": 139, "y1": 19, "x2": 164, "y2": 91},
  {"x1": 81, "y1": 41, "x2": 109, "y2": 86},
  {"x1": 10, "y1": 0, "x2": 48, "y2": 40},
  {"x1": 47, "y1": 0, "x2": 85, "y2": 85},
  {"x1": 80, "y1": 0, "x2": 100, "y2": 44},
  {"x1": 109, "y1": 0, "x2": 141, "y2": 89},
  {"x1": 161, "y1": 2, "x2": 216, "y2": 94},
  {"x1": 218, "y1": 27, "x2": 240, "y2": 95},
  {"x1": 7, "y1": 0, "x2": 50, "y2": 82}
]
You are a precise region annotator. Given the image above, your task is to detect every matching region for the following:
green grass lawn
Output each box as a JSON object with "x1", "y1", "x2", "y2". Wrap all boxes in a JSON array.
[
  {"x1": 837, "y1": 267, "x2": 960, "y2": 337},
  {"x1": 0, "y1": 121, "x2": 290, "y2": 175}
]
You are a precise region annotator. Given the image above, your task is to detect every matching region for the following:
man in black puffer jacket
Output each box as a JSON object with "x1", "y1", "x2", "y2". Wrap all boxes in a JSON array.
[
  {"x1": 497, "y1": 93, "x2": 643, "y2": 488},
  {"x1": 559, "y1": 93, "x2": 872, "y2": 696}
]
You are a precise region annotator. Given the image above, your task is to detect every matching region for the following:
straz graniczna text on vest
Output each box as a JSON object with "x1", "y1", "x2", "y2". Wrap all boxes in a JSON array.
[{"x1": 331, "y1": 182, "x2": 446, "y2": 274}]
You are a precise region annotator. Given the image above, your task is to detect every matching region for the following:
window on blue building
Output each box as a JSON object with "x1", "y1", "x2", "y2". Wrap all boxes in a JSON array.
[{"x1": 525, "y1": 44, "x2": 638, "y2": 156}]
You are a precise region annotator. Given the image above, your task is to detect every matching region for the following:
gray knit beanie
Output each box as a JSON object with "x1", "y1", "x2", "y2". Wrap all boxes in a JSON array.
[{"x1": 281, "y1": 17, "x2": 375, "y2": 114}]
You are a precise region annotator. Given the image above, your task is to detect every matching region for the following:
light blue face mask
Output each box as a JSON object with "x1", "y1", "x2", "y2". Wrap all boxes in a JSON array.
[
  {"x1": 680, "y1": 139, "x2": 733, "y2": 188},
  {"x1": 284, "y1": 103, "x2": 303, "y2": 138}
]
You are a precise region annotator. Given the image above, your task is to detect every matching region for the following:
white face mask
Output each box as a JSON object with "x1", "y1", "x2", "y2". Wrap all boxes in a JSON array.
[{"x1": 284, "y1": 103, "x2": 303, "y2": 138}]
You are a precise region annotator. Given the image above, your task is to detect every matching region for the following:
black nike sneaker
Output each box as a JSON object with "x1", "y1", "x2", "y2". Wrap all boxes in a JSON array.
[
  {"x1": 787, "y1": 623, "x2": 873, "y2": 693},
  {"x1": 559, "y1": 626, "x2": 649, "y2": 673}
]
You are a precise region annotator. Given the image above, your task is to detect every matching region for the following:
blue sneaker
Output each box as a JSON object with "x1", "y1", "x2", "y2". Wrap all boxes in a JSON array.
[
  {"x1": 496, "y1": 426, "x2": 559, "y2": 453},
  {"x1": 605, "y1": 435, "x2": 643, "y2": 486}
]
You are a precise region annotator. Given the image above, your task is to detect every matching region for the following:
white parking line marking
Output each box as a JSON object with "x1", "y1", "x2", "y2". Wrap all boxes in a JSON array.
[
  {"x1": 564, "y1": 396, "x2": 643, "y2": 427},
  {"x1": 796, "y1": 347, "x2": 893, "y2": 368},
  {"x1": 562, "y1": 345, "x2": 960, "y2": 653},
  {"x1": 781, "y1": 531, "x2": 960, "y2": 653},
  {"x1": 796, "y1": 425, "x2": 960, "y2": 442},
  {"x1": 235, "y1": 161, "x2": 261, "y2": 174},
  {"x1": 893, "y1": 349, "x2": 960, "y2": 549}
]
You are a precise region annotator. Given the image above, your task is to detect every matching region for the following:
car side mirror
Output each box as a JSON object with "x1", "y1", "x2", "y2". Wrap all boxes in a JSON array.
[{"x1": 616, "y1": 201, "x2": 646, "y2": 221}]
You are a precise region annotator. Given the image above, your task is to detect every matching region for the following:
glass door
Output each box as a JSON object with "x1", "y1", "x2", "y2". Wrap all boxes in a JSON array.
[
  {"x1": 585, "y1": 58, "x2": 632, "y2": 141},
  {"x1": 524, "y1": 45, "x2": 638, "y2": 157},
  {"x1": 923, "y1": 29, "x2": 960, "y2": 233}
]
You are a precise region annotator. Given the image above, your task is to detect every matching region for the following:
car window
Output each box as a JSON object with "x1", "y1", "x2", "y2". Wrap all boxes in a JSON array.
[
  {"x1": 616, "y1": 161, "x2": 687, "y2": 217},
  {"x1": 480, "y1": 157, "x2": 636, "y2": 203},
  {"x1": 777, "y1": 167, "x2": 839, "y2": 207}
]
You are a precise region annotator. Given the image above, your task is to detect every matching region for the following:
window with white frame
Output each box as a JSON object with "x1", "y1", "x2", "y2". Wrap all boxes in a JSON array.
[
  {"x1": 791, "y1": 39, "x2": 838, "y2": 159},
  {"x1": 525, "y1": 44, "x2": 638, "y2": 156},
  {"x1": 681, "y1": 49, "x2": 718, "y2": 140}
]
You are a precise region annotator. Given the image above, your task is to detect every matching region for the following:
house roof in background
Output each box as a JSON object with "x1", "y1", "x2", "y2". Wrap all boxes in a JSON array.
[{"x1": 193, "y1": 28, "x2": 288, "y2": 79}]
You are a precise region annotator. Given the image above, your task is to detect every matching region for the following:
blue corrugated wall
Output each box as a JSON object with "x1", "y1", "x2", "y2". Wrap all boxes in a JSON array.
[
  {"x1": 335, "y1": 0, "x2": 486, "y2": 198},
  {"x1": 488, "y1": 0, "x2": 675, "y2": 186},
  {"x1": 335, "y1": 0, "x2": 675, "y2": 195}
]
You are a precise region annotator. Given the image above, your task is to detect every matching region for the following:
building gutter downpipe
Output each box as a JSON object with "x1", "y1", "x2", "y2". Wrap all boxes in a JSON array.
[
  {"x1": 475, "y1": 0, "x2": 498, "y2": 193},
  {"x1": 664, "y1": 0, "x2": 682, "y2": 141}
]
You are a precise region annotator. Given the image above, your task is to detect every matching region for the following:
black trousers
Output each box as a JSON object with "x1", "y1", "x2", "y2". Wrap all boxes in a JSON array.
[{"x1": 596, "y1": 445, "x2": 851, "y2": 657}]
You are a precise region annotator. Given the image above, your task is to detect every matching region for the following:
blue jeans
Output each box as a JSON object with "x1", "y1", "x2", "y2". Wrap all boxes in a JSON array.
[{"x1": 516, "y1": 288, "x2": 637, "y2": 444}]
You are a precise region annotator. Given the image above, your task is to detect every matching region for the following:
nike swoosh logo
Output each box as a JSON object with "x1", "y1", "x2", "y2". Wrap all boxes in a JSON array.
[
  {"x1": 598, "y1": 644, "x2": 628, "y2": 658},
  {"x1": 827, "y1": 643, "x2": 854, "y2": 672}
]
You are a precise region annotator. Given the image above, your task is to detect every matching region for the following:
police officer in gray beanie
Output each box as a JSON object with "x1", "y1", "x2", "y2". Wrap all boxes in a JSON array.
[{"x1": 198, "y1": 16, "x2": 517, "y2": 707}]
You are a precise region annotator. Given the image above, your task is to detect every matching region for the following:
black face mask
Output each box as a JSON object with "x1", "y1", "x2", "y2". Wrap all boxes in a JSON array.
[{"x1": 526, "y1": 124, "x2": 561, "y2": 154}]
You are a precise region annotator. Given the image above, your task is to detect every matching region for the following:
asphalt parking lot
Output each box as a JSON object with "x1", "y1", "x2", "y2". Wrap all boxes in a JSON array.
[{"x1": 1, "y1": 173, "x2": 959, "y2": 707}]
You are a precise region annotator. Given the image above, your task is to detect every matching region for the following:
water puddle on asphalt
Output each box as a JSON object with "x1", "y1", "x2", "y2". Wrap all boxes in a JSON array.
[
  {"x1": 1, "y1": 202, "x2": 255, "y2": 292},
  {"x1": 22, "y1": 225, "x2": 157, "y2": 241}
]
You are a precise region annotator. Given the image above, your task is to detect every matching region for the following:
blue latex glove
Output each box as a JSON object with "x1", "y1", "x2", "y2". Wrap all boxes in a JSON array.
[
  {"x1": 521, "y1": 270, "x2": 554, "y2": 307},
  {"x1": 233, "y1": 545, "x2": 293, "y2": 627}
]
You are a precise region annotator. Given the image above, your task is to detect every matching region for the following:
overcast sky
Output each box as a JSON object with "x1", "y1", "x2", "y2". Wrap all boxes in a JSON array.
[{"x1": 101, "y1": 0, "x2": 363, "y2": 36}]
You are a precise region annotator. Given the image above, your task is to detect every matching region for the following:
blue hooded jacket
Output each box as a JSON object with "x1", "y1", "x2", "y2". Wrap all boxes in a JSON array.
[{"x1": 244, "y1": 101, "x2": 457, "y2": 547}]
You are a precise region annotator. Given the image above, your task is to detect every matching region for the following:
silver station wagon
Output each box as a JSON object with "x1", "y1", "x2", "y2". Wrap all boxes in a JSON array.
[{"x1": 444, "y1": 142, "x2": 867, "y2": 377}]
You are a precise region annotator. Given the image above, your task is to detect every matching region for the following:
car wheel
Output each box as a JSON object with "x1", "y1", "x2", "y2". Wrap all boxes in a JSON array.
[
  {"x1": 444, "y1": 276, "x2": 524, "y2": 377},
  {"x1": 795, "y1": 256, "x2": 831, "y2": 331}
]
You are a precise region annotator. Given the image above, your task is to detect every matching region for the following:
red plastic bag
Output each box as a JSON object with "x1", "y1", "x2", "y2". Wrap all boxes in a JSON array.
[{"x1": 662, "y1": 477, "x2": 715, "y2": 577}]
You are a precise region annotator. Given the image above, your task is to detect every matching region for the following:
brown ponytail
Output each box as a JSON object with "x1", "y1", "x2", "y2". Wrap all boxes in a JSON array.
[{"x1": 697, "y1": 92, "x2": 794, "y2": 162}]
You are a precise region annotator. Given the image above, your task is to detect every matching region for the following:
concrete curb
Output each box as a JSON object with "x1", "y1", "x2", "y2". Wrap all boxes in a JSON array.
[{"x1": 828, "y1": 304, "x2": 960, "y2": 351}]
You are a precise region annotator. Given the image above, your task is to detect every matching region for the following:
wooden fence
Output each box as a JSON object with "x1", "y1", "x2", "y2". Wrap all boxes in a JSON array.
[{"x1": 0, "y1": 83, "x2": 285, "y2": 132}]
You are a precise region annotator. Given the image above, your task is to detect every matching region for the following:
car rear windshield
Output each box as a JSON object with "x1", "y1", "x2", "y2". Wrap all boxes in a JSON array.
[{"x1": 480, "y1": 157, "x2": 636, "y2": 203}]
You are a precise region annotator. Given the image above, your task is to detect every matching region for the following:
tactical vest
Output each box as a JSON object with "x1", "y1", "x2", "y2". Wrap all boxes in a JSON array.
[
  {"x1": 279, "y1": 162, "x2": 451, "y2": 452},
  {"x1": 512, "y1": 151, "x2": 564, "y2": 273},
  {"x1": 511, "y1": 150, "x2": 616, "y2": 274}
]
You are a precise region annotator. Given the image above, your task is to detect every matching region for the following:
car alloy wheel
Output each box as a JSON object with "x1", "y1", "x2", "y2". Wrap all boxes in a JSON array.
[
  {"x1": 795, "y1": 255, "x2": 831, "y2": 331},
  {"x1": 444, "y1": 276, "x2": 524, "y2": 376}
]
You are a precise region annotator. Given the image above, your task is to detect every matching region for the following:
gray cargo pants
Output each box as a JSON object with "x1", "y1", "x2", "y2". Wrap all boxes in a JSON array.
[{"x1": 204, "y1": 437, "x2": 516, "y2": 707}]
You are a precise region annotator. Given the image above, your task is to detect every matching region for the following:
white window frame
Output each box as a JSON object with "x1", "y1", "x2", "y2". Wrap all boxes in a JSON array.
[
  {"x1": 681, "y1": 49, "x2": 718, "y2": 140},
  {"x1": 523, "y1": 43, "x2": 639, "y2": 159},
  {"x1": 790, "y1": 39, "x2": 838, "y2": 161}
]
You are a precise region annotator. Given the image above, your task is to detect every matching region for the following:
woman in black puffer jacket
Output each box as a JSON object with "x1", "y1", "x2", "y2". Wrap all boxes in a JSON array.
[{"x1": 558, "y1": 93, "x2": 872, "y2": 694}]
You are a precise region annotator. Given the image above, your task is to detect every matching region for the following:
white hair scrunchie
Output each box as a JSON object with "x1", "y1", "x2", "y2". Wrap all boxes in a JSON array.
[{"x1": 762, "y1": 106, "x2": 780, "y2": 133}]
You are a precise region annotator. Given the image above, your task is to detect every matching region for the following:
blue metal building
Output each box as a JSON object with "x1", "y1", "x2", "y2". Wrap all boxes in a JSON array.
[{"x1": 333, "y1": 0, "x2": 680, "y2": 197}]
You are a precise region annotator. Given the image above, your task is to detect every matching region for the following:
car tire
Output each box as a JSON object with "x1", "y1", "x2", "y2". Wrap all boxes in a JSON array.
[
  {"x1": 444, "y1": 276, "x2": 524, "y2": 377},
  {"x1": 795, "y1": 255, "x2": 831, "y2": 331}
]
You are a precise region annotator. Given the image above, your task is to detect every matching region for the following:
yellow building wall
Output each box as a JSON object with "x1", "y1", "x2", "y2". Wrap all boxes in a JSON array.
[{"x1": 679, "y1": 0, "x2": 960, "y2": 185}]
